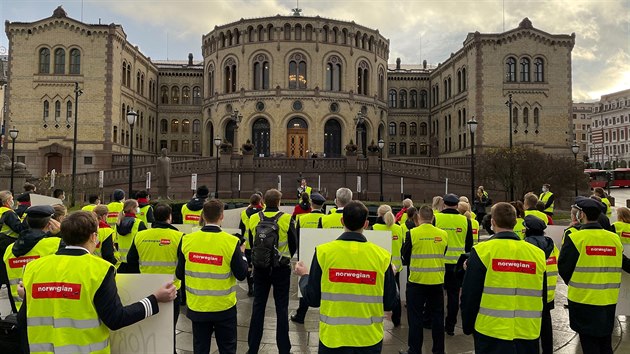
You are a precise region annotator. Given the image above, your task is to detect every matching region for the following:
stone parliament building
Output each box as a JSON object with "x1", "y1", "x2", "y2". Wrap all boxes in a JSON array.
[{"x1": 4, "y1": 7, "x2": 575, "y2": 178}]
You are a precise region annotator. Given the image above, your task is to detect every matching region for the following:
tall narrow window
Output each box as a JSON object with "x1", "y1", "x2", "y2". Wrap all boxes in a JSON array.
[
  {"x1": 288, "y1": 53, "x2": 307, "y2": 89},
  {"x1": 410, "y1": 142, "x2": 417, "y2": 155},
  {"x1": 420, "y1": 122, "x2": 428, "y2": 136},
  {"x1": 122, "y1": 63, "x2": 127, "y2": 85},
  {"x1": 161, "y1": 86, "x2": 169, "y2": 104},
  {"x1": 534, "y1": 58, "x2": 544, "y2": 82},
  {"x1": 420, "y1": 90, "x2": 427, "y2": 108},
  {"x1": 400, "y1": 122, "x2": 407, "y2": 136},
  {"x1": 410, "y1": 90, "x2": 418, "y2": 108},
  {"x1": 513, "y1": 107, "x2": 519, "y2": 126},
  {"x1": 295, "y1": 24, "x2": 302, "y2": 40},
  {"x1": 171, "y1": 140, "x2": 178, "y2": 153},
  {"x1": 399, "y1": 90, "x2": 407, "y2": 108},
  {"x1": 113, "y1": 126, "x2": 118, "y2": 143},
  {"x1": 224, "y1": 58, "x2": 237, "y2": 93},
  {"x1": 284, "y1": 24, "x2": 291, "y2": 40},
  {"x1": 520, "y1": 58, "x2": 530, "y2": 82},
  {"x1": 325, "y1": 55, "x2": 342, "y2": 91},
  {"x1": 136, "y1": 72, "x2": 141, "y2": 92},
  {"x1": 39, "y1": 48, "x2": 50, "y2": 74},
  {"x1": 66, "y1": 101, "x2": 72, "y2": 122},
  {"x1": 506, "y1": 57, "x2": 516, "y2": 82},
  {"x1": 457, "y1": 70, "x2": 462, "y2": 92},
  {"x1": 171, "y1": 119, "x2": 179, "y2": 133},
  {"x1": 182, "y1": 86, "x2": 190, "y2": 104},
  {"x1": 523, "y1": 107, "x2": 529, "y2": 126},
  {"x1": 126, "y1": 64, "x2": 131, "y2": 88},
  {"x1": 182, "y1": 119, "x2": 190, "y2": 133},
  {"x1": 410, "y1": 122, "x2": 417, "y2": 136},
  {"x1": 253, "y1": 54, "x2": 270, "y2": 90},
  {"x1": 399, "y1": 143, "x2": 407, "y2": 155},
  {"x1": 192, "y1": 86, "x2": 201, "y2": 104},
  {"x1": 389, "y1": 122, "x2": 397, "y2": 136},
  {"x1": 208, "y1": 64, "x2": 215, "y2": 96},
  {"x1": 357, "y1": 61, "x2": 369, "y2": 95},
  {"x1": 193, "y1": 140, "x2": 201, "y2": 153},
  {"x1": 43, "y1": 101, "x2": 49, "y2": 124},
  {"x1": 54, "y1": 48, "x2": 65, "y2": 74},
  {"x1": 54, "y1": 100, "x2": 61, "y2": 122},
  {"x1": 534, "y1": 108, "x2": 540, "y2": 127},
  {"x1": 388, "y1": 90, "x2": 397, "y2": 108},
  {"x1": 171, "y1": 86, "x2": 180, "y2": 104},
  {"x1": 192, "y1": 119, "x2": 201, "y2": 134},
  {"x1": 160, "y1": 119, "x2": 168, "y2": 133},
  {"x1": 252, "y1": 118, "x2": 271, "y2": 156},
  {"x1": 378, "y1": 69, "x2": 384, "y2": 100},
  {"x1": 182, "y1": 140, "x2": 190, "y2": 153},
  {"x1": 462, "y1": 67, "x2": 467, "y2": 90}
]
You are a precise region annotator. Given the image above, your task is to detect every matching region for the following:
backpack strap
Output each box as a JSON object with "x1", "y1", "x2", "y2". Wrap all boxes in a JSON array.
[
  {"x1": 271, "y1": 212, "x2": 284, "y2": 222},
  {"x1": 259, "y1": 211, "x2": 284, "y2": 222}
]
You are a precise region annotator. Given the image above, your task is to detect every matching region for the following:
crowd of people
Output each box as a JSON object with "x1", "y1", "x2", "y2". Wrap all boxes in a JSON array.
[{"x1": 1, "y1": 181, "x2": 630, "y2": 354}]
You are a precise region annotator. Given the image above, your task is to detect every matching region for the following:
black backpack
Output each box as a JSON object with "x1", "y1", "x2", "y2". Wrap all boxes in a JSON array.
[{"x1": 251, "y1": 211, "x2": 284, "y2": 268}]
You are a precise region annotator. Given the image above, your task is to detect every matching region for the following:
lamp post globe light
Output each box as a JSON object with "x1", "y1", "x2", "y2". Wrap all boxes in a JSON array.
[
  {"x1": 8, "y1": 128, "x2": 18, "y2": 193},
  {"x1": 126, "y1": 110, "x2": 138, "y2": 197},
  {"x1": 214, "y1": 135, "x2": 222, "y2": 198},
  {"x1": 378, "y1": 138, "x2": 385, "y2": 201},
  {"x1": 571, "y1": 142, "x2": 579, "y2": 197},
  {"x1": 467, "y1": 117, "x2": 478, "y2": 202}
]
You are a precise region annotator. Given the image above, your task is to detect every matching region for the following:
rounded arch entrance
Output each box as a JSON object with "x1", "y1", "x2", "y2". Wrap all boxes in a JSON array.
[
  {"x1": 286, "y1": 117, "x2": 308, "y2": 158},
  {"x1": 204, "y1": 121, "x2": 215, "y2": 156},
  {"x1": 252, "y1": 117, "x2": 270, "y2": 157},
  {"x1": 324, "y1": 118, "x2": 342, "y2": 157}
]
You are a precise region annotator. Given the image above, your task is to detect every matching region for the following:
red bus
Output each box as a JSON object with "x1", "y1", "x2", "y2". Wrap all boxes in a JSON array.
[
  {"x1": 585, "y1": 169, "x2": 607, "y2": 189},
  {"x1": 612, "y1": 168, "x2": 630, "y2": 187}
]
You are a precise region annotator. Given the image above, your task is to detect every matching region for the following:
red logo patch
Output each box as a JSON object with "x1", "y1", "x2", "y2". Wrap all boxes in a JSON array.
[
  {"x1": 107, "y1": 212, "x2": 118, "y2": 219},
  {"x1": 392, "y1": 235, "x2": 399, "y2": 241},
  {"x1": 434, "y1": 237, "x2": 443, "y2": 243},
  {"x1": 492, "y1": 259, "x2": 537, "y2": 274},
  {"x1": 622, "y1": 232, "x2": 630, "y2": 239},
  {"x1": 185, "y1": 214, "x2": 200, "y2": 221},
  {"x1": 329, "y1": 268, "x2": 377, "y2": 285},
  {"x1": 189, "y1": 252, "x2": 223, "y2": 265},
  {"x1": 32, "y1": 282, "x2": 81, "y2": 300},
  {"x1": 472, "y1": 229, "x2": 478, "y2": 235},
  {"x1": 456, "y1": 228, "x2": 463, "y2": 233},
  {"x1": 159, "y1": 239, "x2": 171, "y2": 246},
  {"x1": 546, "y1": 256, "x2": 557, "y2": 265},
  {"x1": 586, "y1": 246, "x2": 617, "y2": 256},
  {"x1": 8, "y1": 256, "x2": 40, "y2": 269}
]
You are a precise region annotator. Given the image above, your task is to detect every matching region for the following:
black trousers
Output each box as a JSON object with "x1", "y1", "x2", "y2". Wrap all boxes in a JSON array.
[
  {"x1": 540, "y1": 302, "x2": 553, "y2": 354},
  {"x1": 578, "y1": 333, "x2": 613, "y2": 354},
  {"x1": 173, "y1": 289, "x2": 181, "y2": 353},
  {"x1": 295, "y1": 296, "x2": 309, "y2": 320},
  {"x1": 248, "y1": 265, "x2": 292, "y2": 354},
  {"x1": 473, "y1": 331, "x2": 539, "y2": 354},
  {"x1": 192, "y1": 313, "x2": 237, "y2": 354},
  {"x1": 444, "y1": 264, "x2": 460, "y2": 330},
  {"x1": 318, "y1": 340, "x2": 382, "y2": 353},
  {"x1": 391, "y1": 271, "x2": 401, "y2": 326},
  {"x1": 406, "y1": 283, "x2": 444, "y2": 354}
]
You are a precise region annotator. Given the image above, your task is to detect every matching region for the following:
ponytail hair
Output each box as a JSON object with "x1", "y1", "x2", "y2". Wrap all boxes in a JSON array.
[
  {"x1": 377, "y1": 204, "x2": 395, "y2": 227},
  {"x1": 118, "y1": 199, "x2": 138, "y2": 225}
]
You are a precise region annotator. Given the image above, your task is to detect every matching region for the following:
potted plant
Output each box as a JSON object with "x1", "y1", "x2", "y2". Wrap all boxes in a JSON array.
[
  {"x1": 345, "y1": 140, "x2": 358, "y2": 156},
  {"x1": 241, "y1": 139, "x2": 255, "y2": 155}
]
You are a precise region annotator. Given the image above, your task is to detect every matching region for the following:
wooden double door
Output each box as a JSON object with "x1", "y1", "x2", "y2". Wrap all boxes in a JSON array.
[{"x1": 287, "y1": 128, "x2": 308, "y2": 158}]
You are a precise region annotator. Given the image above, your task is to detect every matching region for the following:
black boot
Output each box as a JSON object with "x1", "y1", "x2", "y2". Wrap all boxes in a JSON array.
[{"x1": 247, "y1": 271, "x2": 254, "y2": 297}]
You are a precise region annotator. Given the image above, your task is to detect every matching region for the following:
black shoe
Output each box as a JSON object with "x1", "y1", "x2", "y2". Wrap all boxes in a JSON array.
[
  {"x1": 290, "y1": 314, "x2": 304, "y2": 324},
  {"x1": 445, "y1": 326, "x2": 455, "y2": 336},
  {"x1": 563, "y1": 303, "x2": 569, "y2": 309},
  {"x1": 423, "y1": 322, "x2": 432, "y2": 329},
  {"x1": 247, "y1": 288, "x2": 254, "y2": 297}
]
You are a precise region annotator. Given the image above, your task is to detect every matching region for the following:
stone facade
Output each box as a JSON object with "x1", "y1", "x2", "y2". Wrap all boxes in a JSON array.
[
  {"x1": 572, "y1": 101, "x2": 595, "y2": 161},
  {"x1": 587, "y1": 89, "x2": 630, "y2": 167},
  {"x1": 4, "y1": 8, "x2": 576, "y2": 177}
]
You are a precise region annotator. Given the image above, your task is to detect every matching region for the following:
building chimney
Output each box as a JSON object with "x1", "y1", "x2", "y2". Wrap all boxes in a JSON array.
[
  {"x1": 188, "y1": 53, "x2": 193, "y2": 66},
  {"x1": 396, "y1": 57, "x2": 401, "y2": 70},
  {"x1": 423, "y1": 59, "x2": 427, "y2": 69}
]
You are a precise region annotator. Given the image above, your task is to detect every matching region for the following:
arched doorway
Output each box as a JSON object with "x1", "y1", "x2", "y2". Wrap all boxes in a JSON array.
[
  {"x1": 324, "y1": 119, "x2": 342, "y2": 157},
  {"x1": 225, "y1": 120, "x2": 236, "y2": 146},
  {"x1": 252, "y1": 118, "x2": 270, "y2": 156},
  {"x1": 47, "y1": 153, "x2": 62, "y2": 173},
  {"x1": 287, "y1": 117, "x2": 308, "y2": 158},
  {"x1": 206, "y1": 122, "x2": 215, "y2": 156}
]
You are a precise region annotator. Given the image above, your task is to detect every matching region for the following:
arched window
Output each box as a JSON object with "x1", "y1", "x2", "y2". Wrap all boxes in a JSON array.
[
  {"x1": 284, "y1": 23, "x2": 291, "y2": 40},
  {"x1": 378, "y1": 69, "x2": 385, "y2": 100},
  {"x1": 224, "y1": 58, "x2": 237, "y2": 93},
  {"x1": 182, "y1": 119, "x2": 190, "y2": 133},
  {"x1": 193, "y1": 140, "x2": 201, "y2": 153},
  {"x1": 140, "y1": 74, "x2": 145, "y2": 96},
  {"x1": 267, "y1": 24, "x2": 274, "y2": 41},
  {"x1": 288, "y1": 117, "x2": 308, "y2": 129},
  {"x1": 248, "y1": 26, "x2": 254, "y2": 42},
  {"x1": 399, "y1": 142, "x2": 407, "y2": 155},
  {"x1": 171, "y1": 86, "x2": 180, "y2": 104},
  {"x1": 295, "y1": 24, "x2": 302, "y2": 40},
  {"x1": 113, "y1": 126, "x2": 118, "y2": 143},
  {"x1": 389, "y1": 122, "x2": 397, "y2": 136},
  {"x1": 410, "y1": 90, "x2": 418, "y2": 108},
  {"x1": 389, "y1": 142, "x2": 396, "y2": 155},
  {"x1": 325, "y1": 55, "x2": 342, "y2": 91},
  {"x1": 288, "y1": 53, "x2": 307, "y2": 89},
  {"x1": 342, "y1": 28, "x2": 348, "y2": 44},
  {"x1": 208, "y1": 64, "x2": 215, "y2": 96},
  {"x1": 252, "y1": 118, "x2": 271, "y2": 156},
  {"x1": 160, "y1": 119, "x2": 168, "y2": 133},
  {"x1": 305, "y1": 24, "x2": 313, "y2": 41},
  {"x1": 400, "y1": 122, "x2": 407, "y2": 136},
  {"x1": 332, "y1": 28, "x2": 339, "y2": 43},
  {"x1": 534, "y1": 58, "x2": 544, "y2": 82},
  {"x1": 54, "y1": 100, "x2": 61, "y2": 122},
  {"x1": 66, "y1": 101, "x2": 72, "y2": 122},
  {"x1": 226, "y1": 120, "x2": 236, "y2": 145},
  {"x1": 322, "y1": 26, "x2": 329, "y2": 42},
  {"x1": 512, "y1": 107, "x2": 519, "y2": 126},
  {"x1": 235, "y1": 29, "x2": 240, "y2": 45},
  {"x1": 410, "y1": 122, "x2": 417, "y2": 136},
  {"x1": 54, "y1": 48, "x2": 65, "y2": 74},
  {"x1": 388, "y1": 90, "x2": 397, "y2": 108},
  {"x1": 253, "y1": 54, "x2": 270, "y2": 90},
  {"x1": 520, "y1": 58, "x2": 530, "y2": 82},
  {"x1": 43, "y1": 101, "x2": 49, "y2": 123},
  {"x1": 257, "y1": 25, "x2": 264, "y2": 41},
  {"x1": 192, "y1": 86, "x2": 201, "y2": 104},
  {"x1": 357, "y1": 60, "x2": 369, "y2": 95},
  {"x1": 399, "y1": 90, "x2": 407, "y2": 108},
  {"x1": 182, "y1": 140, "x2": 190, "y2": 153},
  {"x1": 523, "y1": 107, "x2": 529, "y2": 126},
  {"x1": 420, "y1": 90, "x2": 428, "y2": 108},
  {"x1": 457, "y1": 70, "x2": 462, "y2": 92},
  {"x1": 506, "y1": 57, "x2": 516, "y2": 82},
  {"x1": 39, "y1": 48, "x2": 50, "y2": 74},
  {"x1": 161, "y1": 86, "x2": 169, "y2": 104},
  {"x1": 462, "y1": 67, "x2": 467, "y2": 90},
  {"x1": 192, "y1": 119, "x2": 201, "y2": 134},
  {"x1": 136, "y1": 72, "x2": 141, "y2": 93},
  {"x1": 534, "y1": 107, "x2": 540, "y2": 127},
  {"x1": 410, "y1": 142, "x2": 417, "y2": 155},
  {"x1": 182, "y1": 86, "x2": 191, "y2": 104},
  {"x1": 171, "y1": 140, "x2": 178, "y2": 152},
  {"x1": 171, "y1": 119, "x2": 179, "y2": 133},
  {"x1": 126, "y1": 63, "x2": 131, "y2": 88},
  {"x1": 420, "y1": 122, "x2": 428, "y2": 136},
  {"x1": 324, "y1": 119, "x2": 342, "y2": 157}
]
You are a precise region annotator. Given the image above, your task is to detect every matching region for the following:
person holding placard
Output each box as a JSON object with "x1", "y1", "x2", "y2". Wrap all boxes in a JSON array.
[
  {"x1": 318, "y1": 188, "x2": 353, "y2": 229},
  {"x1": 17, "y1": 211, "x2": 176, "y2": 354},
  {"x1": 295, "y1": 200, "x2": 398, "y2": 353},
  {"x1": 177, "y1": 199, "x2": 248, "y2": 354}
]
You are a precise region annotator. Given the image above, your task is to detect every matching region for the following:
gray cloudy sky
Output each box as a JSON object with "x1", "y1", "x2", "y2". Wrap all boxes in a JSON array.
[{"x1": 1, "y1": 0, "x2": 628, "y2": 101}]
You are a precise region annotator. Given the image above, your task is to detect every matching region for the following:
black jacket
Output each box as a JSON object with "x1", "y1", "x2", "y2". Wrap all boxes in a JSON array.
[
  {"x1": 558, "y1": 222, "x2": 630, "y2": 336},
  {"x1": 239, "y1": 205, "x2": 263, "y2": 240},
  {"x1": 0, "y1": 209, "x2": 29, "y2": 235},
  {"x1": 461, "y1": 231, "x2": 547, "y2": 336},
  {"x1": 299, "y1": 231, "x2": 399, "y2": 311},
  {"x1": 12, "y1": 229, "x2": 64, "y2": 257},
  {"x1": 185, "y1": 197, "x2": 206, "y2": 212}
]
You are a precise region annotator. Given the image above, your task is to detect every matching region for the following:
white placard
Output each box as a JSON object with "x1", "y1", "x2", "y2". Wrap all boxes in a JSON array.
[
  {"x1": 98, "y1": 171, "x2": 104, "y2": 189},
  {"x1": 400, "y1": 177, "x2": 403, "y2": 194},
  {"x1": 146, "y1": 172, "x2": 151, "y2": 190},
  {"x1": 191, "y1": 173, "x2": 197, "y2": 191},
  {"x1": 278, "y1": 175, "x2": 282, "y2": 191},
  {"x1": 445, "y1": 178, "x2": 449, "y2": 194},
  {"x1": 357, "y1": 176, "x2": 361, "y2": 193},
  {"x1": 238, "y1": 174, "x2": 241, "y2": 191},
  {"x1": 30, "y1": 193, "x2": 63, "y2": 206},
  {"x1": 110, "y1": 274, "x2": 174, "y2": 354},
  {"x1": 50, "y1": 169, "x2": 56, "y2": 188}
]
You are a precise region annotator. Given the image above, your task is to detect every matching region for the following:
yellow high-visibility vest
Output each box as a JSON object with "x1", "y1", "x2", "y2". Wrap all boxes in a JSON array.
[
  {"x1": 117, "y1": 218, "x2": 143, "y2": 263},
  {"x1": 320, "y1": 212, "x2": 344, "y2": 229},
  {"x1": 298, "y1": 211, "x2": 324, "y2": 230},
  {"x1": 134, "y1": 227, "x2": 184, "y2": 289},
  {"x1": 137, "y1": 204, "x2": 152, "y2": 226},
  {"x1": 435, "y1": 212, "x2": 468, "y2": 264},
  {"x1": 613, "y1": 221, "x2": 630, "y2": 246},
  {"x1": 0, "y1": 207, "x2": 20, "y2": 238},
  {"x1": 181, "y1": 204, "x2": 202, "y2": 225},
  {"x1": 373, "y1": 223, "x2": 404, "y2": 272},
  {"x1": 539, "y1": 192, "x2": 554, "y2": 214},
  {"x1": 248, "y1": 211, "x2": 292, "y2": 259},
  {"x1": 546, "y1": 245, "x2": 560, "y2": 303},
  {"x1": 106, "y1": 201, "x2": 123, "y2": 226},
  {"x1": 524, "y1": 210, "x2": 549, "y2": 225},
  {"x1": 514, "y1": 217, "x2": 526, "y2": 240},
  {"x1": 408, "y1": 223, "x2": 448, "y2": 284}
]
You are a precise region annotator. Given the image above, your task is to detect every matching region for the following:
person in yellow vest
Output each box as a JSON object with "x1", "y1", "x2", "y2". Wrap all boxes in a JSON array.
[
  {"x1": 294, "y1": 200, "x2": 399, "y2": 352},
  {"x1": 318, "y1": 187, "x2": 353, "y2": 228},
  {"x1": 399, "y1": 205, "x2": 448, "y2": 354},
  {"x1": 126, "y1": 203, "x2": 184, "y2": 352},
  {"x1": 92, "y1": 205, "x2": 118, "y2": 265},
  {"x1": 297, "y1": 178, "x2": 312, "y2": 201},
  {"x1": 510, "y1": 200, "x2": 527, "y2": 240},
  {"x1": 106, "y1": 189, "x2": 125, "y2": 226},
  {"x1": 435, "y1": 193, "x2": 472, "y2": 336},
  {"x1": 523, "y1": 215, "x2": 558, "y2": 354},
  {"x1": 395, "y1": 198, "x2": 413, "y2": 224},
  {"x1": 135, "y1": 190, "x2": 154, "y2": 226},
  {"x1": 17, "y1": 211, "x2": 176, "y2": 354},
  {"x1": 372, "y1": 204, "x2": 404, "y2": 327},
  {"x1": 290, "y1": 192, "x2": 327, "y2": 324},
  {"x1": 612, "y1": 206, "x2": 630, "y2": 249},
  {"x1": 558, "y1": 197, "x2": 630, "y2": 353},
  {"x1": 0, "y1": 191, "x2": 30, "y2": 289},
  {"x1": 116, "y1": 199, "x2": 147, "y2": 273},
  {"x1": 247, "y1": 189, "x2": 297, "y2": 354},
  {"x1": 458, "y1": 201, "x2": 480, "y2": 244},
  {"x1": 181, "y1": 185, "x2": 209, "y2": 225},
  {"x1": 461, "y1": 202, "x2": 547, "y2": 353},
  {"x1": 2, "y1": 206, "x2": 63, "y2": 312},
  {"x1": 523, "y1": 192, "x2": 549, "y2": 225},
  {"x1": 400, "y1": 207, "x2": 417, "y2": 240},
  {"x1": 539, "y1": 184, "x2": 555, "y2": 217},
  {"x1": 176, "y1": 199, "x2": 247, "y2": 354},
  {"x1": 81, "y1": 194, "x2": 101, "y2": 212},
  {"x1": 593, "y1": 187, "x2": 613, "y2": 217},
  {"x1": 15, "y1": 192, "x2": 31, "y2": 220},
  {"x1": 239, "y1": 193, "x2": 264, "y2": 297}
]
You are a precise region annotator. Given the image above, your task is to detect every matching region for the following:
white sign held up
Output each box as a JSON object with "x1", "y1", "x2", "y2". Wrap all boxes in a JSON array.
[
  {"x1": 145, "y1": 172, "x2": 151, "y2": 190},
  {"x1": 191, "y1": 173, "x2": 197, "y2": 191},
  {"x1": 98, "y1": 171, "x2": 104, "y2": 189}
]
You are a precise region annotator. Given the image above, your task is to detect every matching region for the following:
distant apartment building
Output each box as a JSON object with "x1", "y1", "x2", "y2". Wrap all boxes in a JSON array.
[
  {"x1": 587, "y1": 89, "x2": 630, "y2": 168},
  {"x1": 572, "y1": 101, "x2": 594, "y2": 160}
]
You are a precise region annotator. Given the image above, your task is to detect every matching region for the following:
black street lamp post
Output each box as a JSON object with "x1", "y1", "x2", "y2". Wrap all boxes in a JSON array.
[
  {"x1": 214, "y1": 135, "x2": 222, "y2": 198},
  {"x1": 467, "y1": 116, "x2": 478, "y2": 201},
  {"x1": 354, "y1": 112, "x2": 366, "y2": 158},
  {"x1": 70, "y1": 82, "x2": 83, "y2": 207},
  {"x1": 506, "y1": 93, "x2": 514, "y2": 201},
  {"x1": 378, "y1": 138, "x2": 385, "y2": 201},
  {"x1": 572, "y1": 142, "x2": 580, "y2": 196},
  {"x1": 126, "y1": 110, "x2": 138, "y2": 197},
  {"x1": 9, "y1": 128, "x2": 18, "y2": 193}
]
